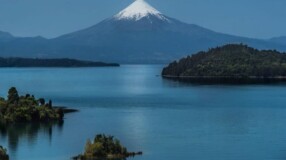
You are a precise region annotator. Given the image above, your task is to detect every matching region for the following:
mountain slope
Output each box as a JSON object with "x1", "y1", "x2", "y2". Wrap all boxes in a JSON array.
[
  {"x1": 0, "y1": 36, "x2": 51, "y2": 58},
  {"x1": 0, "y1": 31, "x2": 15, "y2": 42}
]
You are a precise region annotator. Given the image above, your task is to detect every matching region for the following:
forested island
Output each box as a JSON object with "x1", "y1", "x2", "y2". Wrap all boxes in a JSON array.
[
  {"x1": 73, "y1": 134, "x2": 142, "y2": 160},
  {"x1": 162, "y1": 44, "x2": 286, "y2": 83},
  {"x1": 0, "y1": 57, "x2": 119, "y2": 67},
  {"x1": 0, "y1": 87, "x2": 66, "y2": 123},
  {"x1": 0, "y1": 146, "x2": 9, "y2": 160}
]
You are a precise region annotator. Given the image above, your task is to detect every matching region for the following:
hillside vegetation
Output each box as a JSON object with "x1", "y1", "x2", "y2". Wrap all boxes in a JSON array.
[{"x1": 162, "y1": 44, "x2": 286, "y2": 79}]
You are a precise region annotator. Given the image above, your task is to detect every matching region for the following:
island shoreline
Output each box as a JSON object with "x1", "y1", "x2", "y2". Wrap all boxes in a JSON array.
[{"x1": 162, "y1": 75, "x2": 286, "y2": 84}]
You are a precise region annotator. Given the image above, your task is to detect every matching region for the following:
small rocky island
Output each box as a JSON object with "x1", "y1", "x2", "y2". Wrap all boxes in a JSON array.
[
  {"x1": 73, "y1": 134, "x2": 142, "y2": 160},
  {"x1": 162, "y1": 44, "x2": 286, "y2": 83},
  {"x1": 0, "y1": 87, "x2": 70, "y2": 123},
  {"x1": 0, "y1": 57, "x2": 119, "y2": 67},
  {"x1": 0, "y1": 146, "x2": 9, "y2": 160}
]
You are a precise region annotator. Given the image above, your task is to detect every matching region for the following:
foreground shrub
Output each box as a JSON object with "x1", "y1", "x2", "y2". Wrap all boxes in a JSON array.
[{"x1": 73, "y1": 134, "x2": 142, "y2": 160}]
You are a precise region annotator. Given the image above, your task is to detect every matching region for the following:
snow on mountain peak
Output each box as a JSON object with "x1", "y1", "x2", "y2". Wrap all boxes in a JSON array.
[{"x1": 114, "y1": 0, "x2": 169, "y2": 21}]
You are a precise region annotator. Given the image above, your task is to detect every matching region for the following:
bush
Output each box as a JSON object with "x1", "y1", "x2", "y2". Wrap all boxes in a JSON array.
[{"x1": 74, "y1": 134, "x2": 142, "y2": 160}]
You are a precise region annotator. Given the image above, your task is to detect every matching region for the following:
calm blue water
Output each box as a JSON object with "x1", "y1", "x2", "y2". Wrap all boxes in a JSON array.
[{"x1": 1, "y1": 65, "x2": 286, "y2": 160}]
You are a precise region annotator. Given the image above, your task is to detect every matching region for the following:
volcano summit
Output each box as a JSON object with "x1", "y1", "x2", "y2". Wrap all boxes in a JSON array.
[{"x1": 114, "y1": 0, "x2": 168, "y2": 21}]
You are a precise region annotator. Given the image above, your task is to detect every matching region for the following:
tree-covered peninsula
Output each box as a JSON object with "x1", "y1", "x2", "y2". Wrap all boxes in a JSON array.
[
  {"x1": 0, "y1": 146, "x2": 9, "y2": 160},
  {"x1": 0, "y1": 57, "x2": 119, "y2": 67},
  {"x1": 162, "y1": 44, "x2": 286, "y2": 83},
  {"x1": 0, "y1": 87, "x2": 64, "y2": 123},
  {"x1": 73, "y1": 134, "x2": 142, "y2": 160}
]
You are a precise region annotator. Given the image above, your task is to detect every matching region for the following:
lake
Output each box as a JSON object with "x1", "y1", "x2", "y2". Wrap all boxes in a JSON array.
[{"x1": 1, "y1": 65, "x2": 286, "y2": 160}]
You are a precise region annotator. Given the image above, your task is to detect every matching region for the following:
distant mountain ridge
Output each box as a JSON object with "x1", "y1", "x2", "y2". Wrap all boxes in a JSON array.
[{"x1": 1, "y1": 0, "x2": 286, "y2": 64}]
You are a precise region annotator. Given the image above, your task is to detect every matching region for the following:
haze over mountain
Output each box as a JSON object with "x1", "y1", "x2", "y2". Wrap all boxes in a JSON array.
[
  {"x1": 0, "y1": 0, "x2": 286, "y2": 64},
  {"x1": 269, "y1": 36, "x2": 286, "y2": 45}
]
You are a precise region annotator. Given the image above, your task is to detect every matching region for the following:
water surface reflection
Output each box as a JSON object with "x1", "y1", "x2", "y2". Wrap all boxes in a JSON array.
[{"x1": 0, "y1": 121, "x2": 63, "y2": 152}]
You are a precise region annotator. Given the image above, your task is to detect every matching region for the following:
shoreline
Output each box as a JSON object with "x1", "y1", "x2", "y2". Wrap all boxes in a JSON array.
[
  {"x1": 162, "y1": 75, "x2": 286, "y2": 84},
  {"x1": 162, "y1": 75, "x2": 286, "y2": 79},
  {"x1": 53, "y1": 106, "x2": 79, "y2": 114}
]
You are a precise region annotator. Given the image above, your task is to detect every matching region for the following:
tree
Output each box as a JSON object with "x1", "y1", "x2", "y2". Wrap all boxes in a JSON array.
[
  {"x1": 48, "y1": 100, "x2": 52, "y2": 108},
  {"x1": 7, "y1": 87, "x2": 19, "y2": 105},
  {"x1": 84, "y1": 139, "x2": 94, "y2": 157},
  {"x1": 0, "y1": 146, "x2": 9, "y2": 160},
  {"x1": 25, "y1": 94, "x2": 30, "y2": 98},
  {"x1": 38, "y1": 98, "x2": 45, "y2": 106}
]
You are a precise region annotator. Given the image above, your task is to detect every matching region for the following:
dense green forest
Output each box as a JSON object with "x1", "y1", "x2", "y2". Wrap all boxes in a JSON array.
[
  {"x1": 0, "y1": 87, "x2": 64, "y2": 123},
  {"x1": 73, "y1": 134, "x2": 142, "y2": 160},
  {"x1": 162, "y1": 44, "x2": 286, "y2": 79},
  {"x1": 0, "y1": 146, "x2": 9, "y2": 160},
  {"x1": 0, "y1": 57, "x2": 119, "y2": 67}
]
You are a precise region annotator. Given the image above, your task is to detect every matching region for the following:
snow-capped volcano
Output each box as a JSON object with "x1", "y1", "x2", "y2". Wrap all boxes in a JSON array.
[
  {"x1": 4, "y1": 0, "x2": 284, "y2": 64},
  {"x1": 50, "y1": 0, "x2": 286, "y2": 63},
  {"x1": 114, "y1": 0, "x2": 169, "y2": 22}
]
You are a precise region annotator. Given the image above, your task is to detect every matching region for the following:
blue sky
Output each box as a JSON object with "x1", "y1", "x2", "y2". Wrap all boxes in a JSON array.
[{"x1": 0, "y1": 0, "x2": 285, "y2": 39}]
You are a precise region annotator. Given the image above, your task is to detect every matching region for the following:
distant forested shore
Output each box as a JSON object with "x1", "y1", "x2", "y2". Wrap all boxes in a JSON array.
[
  {"x1": 162, "y1": 44, "x2": 286, "y2": 83},
  {"x1": 0, "y1": 57, "x2": 119, "y2": 67}
]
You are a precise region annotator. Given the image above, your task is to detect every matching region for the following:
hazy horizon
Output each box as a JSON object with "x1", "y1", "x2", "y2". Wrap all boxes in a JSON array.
[{"x1": 0, "y1": 0, "x2": 285, "y2": 39}]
